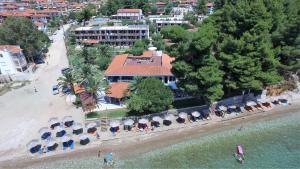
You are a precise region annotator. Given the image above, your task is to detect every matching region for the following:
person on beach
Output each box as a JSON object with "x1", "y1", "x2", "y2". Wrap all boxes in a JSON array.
[
  {"x1": 97, "y1": 150, "x2": 101, "y2": 158},
  {"x1": 34, "y1": 86, "x2": 37, "y2": 92},
  {"x1": 96, "y1": 131, "x2": 100, "y2": 139}
]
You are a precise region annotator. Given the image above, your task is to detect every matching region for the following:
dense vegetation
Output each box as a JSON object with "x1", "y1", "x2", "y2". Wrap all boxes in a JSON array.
[
  {"x1": 127, "y1": 77, "x2": 174, "y2": 114},
  {"x1": 161, "y1": 0, "x2": 300, "y2": 105},
  {"x1": 0, "y1": 17, "x2": 49, "y2": 62},
  {"x1": 99, "y1": 0, "x2": 177, "y2": 16}
]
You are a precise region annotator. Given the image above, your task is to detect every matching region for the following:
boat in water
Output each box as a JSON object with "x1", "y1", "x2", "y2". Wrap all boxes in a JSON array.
[{"x1": 234, "y1": 144, "x2": 245, "y2": 164}]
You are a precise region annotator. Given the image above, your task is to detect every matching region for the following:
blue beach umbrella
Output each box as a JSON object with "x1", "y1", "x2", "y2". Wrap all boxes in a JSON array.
[
  {"x1": 39, "y1": 127, "x2": 51, "y2": 140},
  {"x1": 26, "y1": 139, "x2": 41, "y2": 154}
]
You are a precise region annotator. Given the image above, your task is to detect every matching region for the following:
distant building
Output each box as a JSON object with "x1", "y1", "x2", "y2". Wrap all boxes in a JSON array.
[
  {"x1": 104, "y1": 47, "x2": 176, "y2": 104},
  {"x1": 112, "y1": 8, "x2": 143, "y2": 21},
  {"x1": 34, "y1": 21, "x2": 47, "y2": 32},
  {"x1": 170, "y1": 7, "x2": 194, "y2": 18},
  {"x1": 0, "y1": 45, "x2": 28, "y2": 75},
  {"x1": 206, "y1": 2, "x2": 214, "y2": 14},
  {"x1": 74, "y1": 25, "x2": 149, "y2": 46},
  {"x1": 148, "y1": 15, "x2": 189, "y2": 31}
]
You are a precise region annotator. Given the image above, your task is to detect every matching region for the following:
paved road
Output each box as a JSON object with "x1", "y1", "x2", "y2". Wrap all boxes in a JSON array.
[{"x1": 0, "y1": 25, "x2": 83, "y2": 161}]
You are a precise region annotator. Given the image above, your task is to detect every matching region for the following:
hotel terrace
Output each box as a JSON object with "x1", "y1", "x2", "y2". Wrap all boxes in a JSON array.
[
  {"x1": 74, "y1": 25, "x2": 149, "y2": 46},
  {"x1": 104, "y1": 47, "x2": 176, "y2": 104}
]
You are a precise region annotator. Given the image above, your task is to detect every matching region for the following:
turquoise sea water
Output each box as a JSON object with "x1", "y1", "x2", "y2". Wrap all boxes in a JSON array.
[{"x1": 29, "y1": 112, "x2": 300, "y2": 169}]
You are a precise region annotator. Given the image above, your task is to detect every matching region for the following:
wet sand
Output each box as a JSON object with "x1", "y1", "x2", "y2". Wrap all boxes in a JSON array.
[{"x1": 1, "y1": 102, "x2": 300, "y2": 169}]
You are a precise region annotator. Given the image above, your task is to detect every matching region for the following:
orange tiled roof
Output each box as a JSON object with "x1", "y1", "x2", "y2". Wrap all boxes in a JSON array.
[
  {"x1": 104, "y1": 52, "x2": 174, "y2": 77},
  {"x1": 106, "y1": 82, "x2": 129, "y2": 99},
  {"x1": 82, "y1": 39, "x2": 99, "y2": 44},
  {"x1": 0, "y1": 45, "x2": 22, "y2": 53},
  {"x1": 74, "y1": 84, "x2": 85, "y2": 94},
  {"x1": 206, "y1": 2, "x2": 214, "y2": 7},
  {"x1": 34, "y1": 21, "x2": 44, "y2": 27},
  {"x1": 117, "y1": 8, "x2": 141, "y2": 13}
]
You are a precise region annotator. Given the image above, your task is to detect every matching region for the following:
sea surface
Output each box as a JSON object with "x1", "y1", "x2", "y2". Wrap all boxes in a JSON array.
[{"x1": 29, "y1": 112, "x2": 300, "y2": 169}]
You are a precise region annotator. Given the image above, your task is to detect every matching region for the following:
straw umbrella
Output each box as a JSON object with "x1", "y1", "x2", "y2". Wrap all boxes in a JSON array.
[
  {"x1": 177, "y1": 112, "x2": 187, "y2": 123},
  {"x1": 72, "y1": 123, "x2": 83, "y2": 135},
  {"x1": 27, "y1": 139, "x2": 41, "y2": 154},
  {"x1": 191, "y1": 111, "x2": 200, "y2": 117},
  {"x1": 87, "y1": 122, "x2": 97, "y2": 134},
  {"x1": 55, "y1": 126, "x2": 66, "y2": 137},
  {"x1": 109, "y1": 120, "x2": 120, "y2": 133},
  {"x1": 138, "y1": 118, "x2": 148, "y2": 129},
  {"x1": 38, "y1": 127, "x2": 51, "y2": 140},
  {"x1": 123, "y1": 119, "x2": 134, "y2": 126},
  {"x1": 178, "y1": 112, "x2": 187, "y2": 119},
  {"x1": 218, "y1": 105, "x2": 227, "y2": 111},
  {"x1": 123, "y1": 119, "x2": 134, "y2": 131},
  {"x1": 48, "y1": 117, "x2": 60, "y2": 129},
  {"x1": 47, "y1": 139, "x2": 58, "y2": 151},
  {"x1": 246, "y1": 101, "x2": 257, "y2": 106},
  {"x1": 138, "y1": 118, "x2": 148, "y2": 124},
  {"x1": 152, "y1": 116, "x2": 162, "y2": 122},
  {"x1": 79, "y1": 134, "x2": 90, "y2": 145},
  {"x1": 62, "y1": 116, "x2": 74, "y2": 127},
  {"x1": 163, "y1": 114, "x2": 175, "y2": 126}
]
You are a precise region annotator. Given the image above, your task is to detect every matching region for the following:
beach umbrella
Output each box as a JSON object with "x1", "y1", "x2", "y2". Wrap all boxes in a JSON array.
[
  {"x1": 87, "y1": 122, "x2": 97, "y2": 133},
  {"x1": 191, "y1": 111, "x2": 200, "y2": 117},
  {"x1": 109, "y1": 120, "x2": 120, "y2": 128},
  {"x1": 228, "y1": 105, "x2": 237, "y2": 109},
  {"x1": 246, "y1": 101, "x2": 257, "y2": 106},
  {"x1": 178, "y1": 112, "x2": 187, "y2": 119},
  {"x1": 138, "y1": 118, "x2": 148, "y2": 124},
  {"x1": 79, "y1": 134, "x2": 90, "y2": 145},
  {"x1": 72, "y1": 123, "x2": 83, "y2": 135},
  {"x1": 26, "y1": 139, "x2": 41, "y2": 154},
  {"x1": 38, "y1": 127, "x2": 51, "y2": 140},
  {"x1": 123, "y1": 119, "x2": 134, "y2": 126},
  {"x1": 48, "y1": 117, "x2": 60, "y2": 129},
  {"x1": 152, "y1": 116, "x2": 162, "y2": 122},
  {"x1": 164, "y1": 114, "x2": 175, "y2": 121},
  {"x1": 61, "y1": 135, "x2": 73, "y2": 147},
  {"x1": 163, "y1": 114, "x2": 174, "y2": 126},
  {"x1": 218, "y1": 105, "x2": 227, "y2": 111},
  {"x1": 201, "y1": 109, "x2": 210, "y2": 118},
  {"x1": 47, "y1": 139, "x2": 58, "y2": 151},
  {"x1": 63, "y1": 116, "x2": 74, "y2": 127},
  {"x1": 55, "y1": 126, "x2": 66, "y2": 137}
]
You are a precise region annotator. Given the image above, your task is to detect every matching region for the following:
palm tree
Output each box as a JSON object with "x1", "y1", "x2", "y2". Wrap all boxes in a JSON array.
[
  {"x1": 129, "y1": 76, "x2": 143, "y2": 94},
  {"x1": 57, "y1": 71, "x2": 75, "y2": 94}
]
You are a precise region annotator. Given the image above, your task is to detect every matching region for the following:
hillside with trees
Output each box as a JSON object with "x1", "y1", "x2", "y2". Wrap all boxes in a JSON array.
[{"x1": 161, "y1": 0, "x2": 300, "y2": 105}]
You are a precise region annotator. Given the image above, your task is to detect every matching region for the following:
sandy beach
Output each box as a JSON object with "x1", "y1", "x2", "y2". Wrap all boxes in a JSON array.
[{"x1": 1, "y1": 101, "x2": 300, "y2": 169}]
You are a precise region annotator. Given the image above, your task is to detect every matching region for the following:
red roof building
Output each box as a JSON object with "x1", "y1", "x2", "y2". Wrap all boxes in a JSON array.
[{"x1": 104, "y1": 48, "x2": 176, "y2": 104}]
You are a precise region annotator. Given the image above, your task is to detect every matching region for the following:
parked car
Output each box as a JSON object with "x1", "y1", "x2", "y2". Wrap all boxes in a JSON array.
[
  {"x1": 62, "y1": 86, "x2": 71, "y2": 94},
  {"x1": 61, "y1": 68, "x2": 72, "y2": 75},
  {"x1": 52, "y1": 85, "x2": 59, "y2": 95}
]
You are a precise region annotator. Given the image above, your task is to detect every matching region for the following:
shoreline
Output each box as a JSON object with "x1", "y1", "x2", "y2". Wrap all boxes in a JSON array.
[{"x1": 1, "y1": 102, "x2": 300, "y2": 169}]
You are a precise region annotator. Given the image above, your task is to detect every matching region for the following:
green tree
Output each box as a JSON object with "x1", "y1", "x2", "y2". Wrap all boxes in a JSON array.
[
  {"x1": 129, "y1": 40, "x2": 148, "y2": 55},
  {"x1": 196, "y1": 0, "x2": 207, "y2": 15},
  {"x1": 152, "y1": 33, "x2": 165, "y2": 50},
  {"x1": 0, "y1": 17, "x2": 49, "y2": 62},
  {"x1": 127, "y1": 78, "x2": 174, "y2": 114},
  {"x1": 57, "y1": 71, "x2": 75, "y2": 93},
  {"x1": 184, "y1": 12, "x2": 198, "y2": 25}
]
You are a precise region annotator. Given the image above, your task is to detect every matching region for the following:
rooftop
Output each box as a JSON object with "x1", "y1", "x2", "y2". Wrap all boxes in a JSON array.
[
  {"x1": 117, "y1": 8, "x2": 141, "y2": 13},
  {"x1": 104, "y1": 50, "x2": 174, "y2": 77},
  {"x1": 106, "y1": 82, "x2": 129, "y2": 99},
  {"x1": 75, "y1": 25, "x2": 148, "y2": 31},
  {"x1": 0, "y1": 45, "x2": 22, "y2": 53}
]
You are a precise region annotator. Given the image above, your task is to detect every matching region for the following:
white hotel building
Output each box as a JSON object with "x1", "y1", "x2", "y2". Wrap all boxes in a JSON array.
[
  {"x1": 0, "y1": 45, "x2": 28, "y2": 76},
  {"x1": 74, "y1": 25, "x2": 149, "y2": 46}
]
